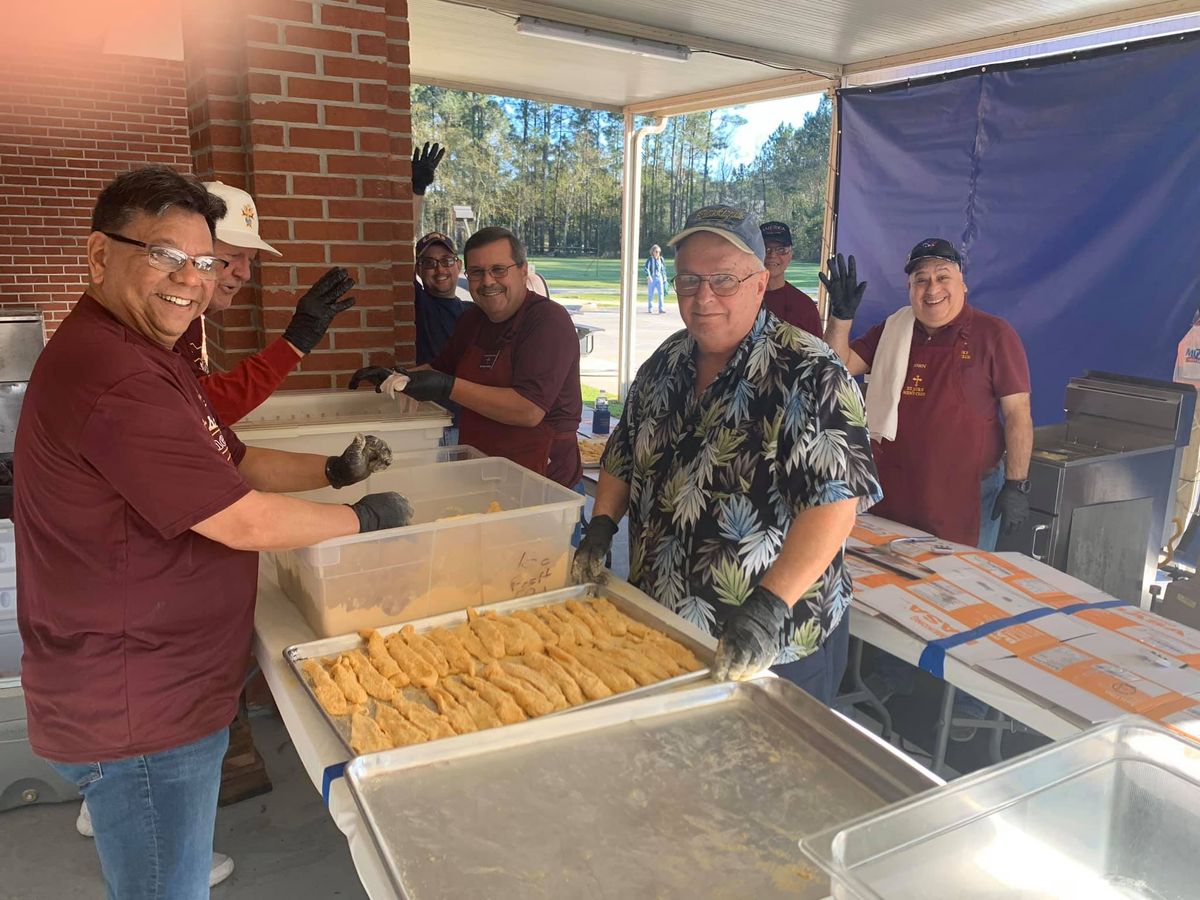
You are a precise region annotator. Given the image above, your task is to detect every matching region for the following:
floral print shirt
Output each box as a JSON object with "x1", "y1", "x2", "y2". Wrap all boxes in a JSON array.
[{"x1": 602, "y1": 309, "x2": 881, "y2": 661}]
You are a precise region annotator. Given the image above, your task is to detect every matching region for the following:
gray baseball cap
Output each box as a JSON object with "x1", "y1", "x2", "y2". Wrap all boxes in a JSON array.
[{"x1": 668, "y1": 205, "x2": 765, "y2": 263}]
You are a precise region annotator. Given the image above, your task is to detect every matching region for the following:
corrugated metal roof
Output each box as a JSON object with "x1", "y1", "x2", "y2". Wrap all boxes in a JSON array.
[{"x1": 409, "y1": 0, "x2": 1198, "y2": 110}]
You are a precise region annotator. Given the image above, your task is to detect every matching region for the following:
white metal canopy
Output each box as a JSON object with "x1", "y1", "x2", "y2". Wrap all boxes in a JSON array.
[{"x1": 409, "y1": 0, "x2": 1200, "y2": 396}]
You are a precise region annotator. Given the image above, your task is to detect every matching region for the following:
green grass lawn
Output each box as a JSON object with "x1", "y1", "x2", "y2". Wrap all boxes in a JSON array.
[
  {"x1": 579, "y1": 383, "x2": 624, "y2": 418},
  {"x1": 531, "y1": 256, "x2": 821, "y2": 305}
]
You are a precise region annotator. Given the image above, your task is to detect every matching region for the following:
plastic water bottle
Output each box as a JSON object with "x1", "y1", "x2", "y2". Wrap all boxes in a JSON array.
[{"x1": 592, "y1": 392, "x2": 610, "y2": 435}]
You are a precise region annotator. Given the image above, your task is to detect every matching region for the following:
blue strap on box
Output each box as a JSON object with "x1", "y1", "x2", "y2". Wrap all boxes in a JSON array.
[
  {"x1": 917, "y1": 598, "x2": 1129, "y2": 679},
  {"x1": 322, "y1": 761, "x2": 347, "y2": 807}
]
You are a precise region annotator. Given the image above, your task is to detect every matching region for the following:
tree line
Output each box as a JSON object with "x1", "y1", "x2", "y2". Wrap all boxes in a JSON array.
[{"x1": 411, "y1": 86, "x2": 832, "y2": 262}]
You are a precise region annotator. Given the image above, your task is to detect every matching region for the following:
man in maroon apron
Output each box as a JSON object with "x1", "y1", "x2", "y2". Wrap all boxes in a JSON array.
[
  {"x1": 824, "y1": 239, "x2": 1033, "y2": 550},
  {"x1": 350, "y1": 227, "x2": 583, "y2": 489}
]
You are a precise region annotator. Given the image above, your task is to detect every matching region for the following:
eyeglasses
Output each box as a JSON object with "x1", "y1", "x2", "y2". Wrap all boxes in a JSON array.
[
  {"x1": 103, "y1": 232, "x2": 227, "y2": 281},
  {"x1": 764, "y1": 246, "x2": 792, "y2": 257},
  {"x1": 418, "y1": 256, "x2": 459, "y2": 271},
  {"x1": 465, "y1": 263, "x2": 520, "y2": 281},
  {"x1": 671, "y1": 272, "x2": 760, "y2": 297}
]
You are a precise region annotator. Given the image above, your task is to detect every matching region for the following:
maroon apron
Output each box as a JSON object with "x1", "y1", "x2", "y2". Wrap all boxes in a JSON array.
[
  {"x1": 456, "y1": 296, "x2": 557, "y2": 477},
  {"x1": 870, "y1": 326, "x2": 990, "y2": 546}
]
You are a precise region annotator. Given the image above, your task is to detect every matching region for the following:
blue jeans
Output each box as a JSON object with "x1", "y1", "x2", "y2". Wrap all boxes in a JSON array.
[
  {"x1": 49, "y1": 727, "x2": 229, "y2": 900},
  {"x1": 771, "y1": 613, "x2": 851, "y2": 706},
  {"x1": 977, "y1": 464, "x2": 1005, "y2": 552},
  {"x1": 647, "y1": 278, "x2": 666, "y2": 312},
  {"x1": 439, "y1": 425, "x2": 460, "y2": 448}
]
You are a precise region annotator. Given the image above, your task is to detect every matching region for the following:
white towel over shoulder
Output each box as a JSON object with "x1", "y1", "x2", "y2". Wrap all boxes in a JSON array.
[{"x1": 864, "y1": 307, "x2": 916, "y2": 442}]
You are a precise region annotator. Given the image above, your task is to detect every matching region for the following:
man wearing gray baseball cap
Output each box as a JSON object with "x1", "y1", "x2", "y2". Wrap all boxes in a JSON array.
[{"x1": 571, "y1": 205, "x2": 881, "y2": 704}]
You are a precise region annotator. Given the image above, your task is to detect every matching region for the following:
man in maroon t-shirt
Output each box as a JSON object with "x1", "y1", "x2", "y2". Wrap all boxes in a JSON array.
[
  {"x1": 350, "y1": 227, "x2": 584, "y2": 490},
  {"x1": 14, "y1": 167, "x2": 411, "y2": 900},
  {"x1": 759, "y1": 221, "x2": 822, "y2": 338},
  {"x1": 822, "y1": 240, "x2": 1033, "y2": 550},
  {"x1": 174, "y1": 181, "x2": 357, "y2": 425}
]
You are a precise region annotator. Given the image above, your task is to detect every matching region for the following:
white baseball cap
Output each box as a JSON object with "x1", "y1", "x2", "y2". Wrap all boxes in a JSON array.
[{"x1": 203, "y1": 181, "x2": 282, "y2": 256}]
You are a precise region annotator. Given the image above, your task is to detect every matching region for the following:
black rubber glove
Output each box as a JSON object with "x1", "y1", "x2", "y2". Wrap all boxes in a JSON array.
[
  {"x1": 714, "y1": 585, "x2": 791, "y2": 681},
  {"x1": 992, "y1": 480, "x2": 1031, "y2": 535},
  {"x1": 571, "y1": 515, "x2": 619, "y2": 584},
  {"x1": 325, "y1": 433, "x2": 392, "y2": 489},
  {"x1": 400, "y1": 369, "x2": 455, "y2": 405},
  {"x1": 411, "y1": 141, "x2": 445, "y2": 195},
  {"x1": 283, "y1": 267, "x2": 356, "y2": 354},
  {"x1": 348, "y1": 366, "x2": 400, "y2": 392},
  {"x1": 818, "y1": 253, "x2": 868, "y2": 321},
  {"x1": 349, "y1": 492, "x2": 414, "y2": 533}
]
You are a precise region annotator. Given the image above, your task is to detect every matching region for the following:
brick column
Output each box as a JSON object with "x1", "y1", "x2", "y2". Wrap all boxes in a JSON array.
[{"x1": 184, "y1": 0, "x2": 414, "y2": 388}]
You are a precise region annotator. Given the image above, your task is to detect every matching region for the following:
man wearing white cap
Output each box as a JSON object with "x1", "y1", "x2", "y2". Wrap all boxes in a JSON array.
[
  {"x1": 571, "y1": 205, "x2": 881, "y2": 703},
  {"x1": 174, "y1": 181, "x2": 356, "y2": 424}
]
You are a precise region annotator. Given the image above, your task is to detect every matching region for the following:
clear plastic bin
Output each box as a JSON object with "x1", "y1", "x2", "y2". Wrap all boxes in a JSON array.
[
  {"x1": 232, "y1": 389, "x2": 450, "y2": 456},
  {"x1": 802, "y1": 718, "x2": 1200, "y2": 900},
  {"x1": 271, "y1": 456, "x2": 585, "y2": 637}
]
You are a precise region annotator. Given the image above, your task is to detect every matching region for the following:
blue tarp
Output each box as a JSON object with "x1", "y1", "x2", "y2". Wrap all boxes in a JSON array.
[{"x1": 835, "y1": 34, "x2": 1200, "y2": 424}]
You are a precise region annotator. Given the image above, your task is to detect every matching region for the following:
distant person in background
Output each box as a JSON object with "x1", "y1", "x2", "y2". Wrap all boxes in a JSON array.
[
  {"x1": 526, "y1": 260, "x2": 550, "y2": 298},
  {"x1": 645, "y1": 244, "x2": 667, "y2": 314},
  {"x1": 760, "y1": 221, "x2": 822, "y2": 337}
]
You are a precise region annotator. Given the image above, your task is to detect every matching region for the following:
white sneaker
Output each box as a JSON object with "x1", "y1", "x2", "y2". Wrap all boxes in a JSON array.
[
  {"x1": 209, "y1": 852, "x2": 235, "y2": 887},
  {"x1": 77, "y1": 801, "x2": 234, "y2": 888},
  {"x1": 76, "y1": 800, "x2": 93, "y2": 837}
]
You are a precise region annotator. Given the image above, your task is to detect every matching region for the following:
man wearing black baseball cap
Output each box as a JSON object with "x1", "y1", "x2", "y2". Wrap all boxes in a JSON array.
[
  {"x1": 760, "y1": 221, "x2": 821, "y2": 337},
  {"x1": 822, "y1": 238, "x2": 1033, "y2": 551}
]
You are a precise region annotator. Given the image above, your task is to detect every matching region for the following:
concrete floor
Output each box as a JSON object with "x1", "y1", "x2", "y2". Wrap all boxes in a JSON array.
[{"x1": 0, "y1": 713, "x2": 367, "y2": 900}]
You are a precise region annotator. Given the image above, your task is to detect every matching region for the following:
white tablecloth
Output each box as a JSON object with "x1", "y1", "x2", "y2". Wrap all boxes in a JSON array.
[{"x1": 253, "y1": 564, "x2": 400, "y2": 900}]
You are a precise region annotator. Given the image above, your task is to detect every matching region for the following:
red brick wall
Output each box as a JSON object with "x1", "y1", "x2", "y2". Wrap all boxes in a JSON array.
[
  {"x1": 0, "y1": 44, "x2": 191, "y2": 333},
  {"x1": 186, "y1": 0, "x2": 415, "y2": 389}
]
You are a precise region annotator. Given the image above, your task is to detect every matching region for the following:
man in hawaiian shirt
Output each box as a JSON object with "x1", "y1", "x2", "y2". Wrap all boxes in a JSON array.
[{"x1": 571, "y1": 205, "x2": 881, "y2": 704}]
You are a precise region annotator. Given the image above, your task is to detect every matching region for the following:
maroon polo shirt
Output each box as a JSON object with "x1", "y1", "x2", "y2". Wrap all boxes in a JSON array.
[
  {"x1": 433, "y1": 293, "x2": 583, "y2": 487},
  {"x1": 852, "y1": 303, "x2": 1030, "y2": 472},
  {"x1": 14, "y1": 295, "x2": 256, "y2": 763},
  {"x1": 763, "y1": 282, "x2": 822, "y2": 337}
]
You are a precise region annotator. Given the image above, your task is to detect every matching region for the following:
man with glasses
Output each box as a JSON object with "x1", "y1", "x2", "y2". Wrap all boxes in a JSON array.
[
  {"x1": 760, "y1": 220, "x2": 822, "y2": 337},
  {"x1": 413, "y1": 231, "x2": 466, "y2": 365},
  {"x1": 350, "y1": 226, "x2": 583, "y2": 489},
  {"x1": 175, "y1": 181, "x2": 356, "y2": 425},
  {"x1": 570, "y1": 206, "x2": 881, "y2": 703},
  {"x1": 14, "y1": 166, "x2": 412, "y2": 900}
]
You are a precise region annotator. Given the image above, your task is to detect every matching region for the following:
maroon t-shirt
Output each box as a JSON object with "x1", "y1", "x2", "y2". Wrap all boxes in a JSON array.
[
  {"x1": 14, "y1": 295, "x2": 255, "y2": 763},
  {"x1": 851, "y1": 304, "x2": 1030, "y2": 471},
  {"x1": 763, "y1": 282, "x2": 822, "y2": 337},
  {"x1": 432, "y1": 293, "x2": 583, "y2": 487}
]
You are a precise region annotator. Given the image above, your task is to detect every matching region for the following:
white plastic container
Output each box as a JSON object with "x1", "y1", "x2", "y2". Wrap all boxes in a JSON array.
[
  {"x1": 232, "y1": 389, "x2": 450, "y2": 456},
  {"x1": 272, "y1": 457, "x2": 585, "y2": 637}
]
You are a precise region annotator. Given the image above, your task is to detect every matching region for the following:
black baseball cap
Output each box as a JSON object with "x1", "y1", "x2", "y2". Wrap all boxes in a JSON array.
[
  {"x1": 415, "y1": 231, "x2": 457, "y2": 258},
  {"x1": 904, "y1": 237, "x2": 961, "y2": 274},
  {"x1": 760, "y1": 221, "x2": 793, "y2": 246}
]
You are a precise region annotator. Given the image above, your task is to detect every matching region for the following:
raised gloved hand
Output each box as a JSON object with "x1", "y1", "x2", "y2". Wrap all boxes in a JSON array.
[
  {"x1": 818, "y1": 253, "x2": 867, "y2": 322},
  {"x1": 399, "y1": 368, "x2": 455, "y2": 405},
  {"x1": 411, "y1": 142, "x2": 445, "y2": 196},
  {"x1": 992, "y1": 480, "x2": 1031, "y2": 535},
  {"x1": 571, "y1": 515, "x2": 619, "y2": 584},
  {"x1": 349, "y1": 492, "x2": 414, "y2": 533},
  {"x1": 713, "y1": 584, "x2": 791, "y2": 681},
  {"x1": 348, "y1": 366, "x2": 399, "y2": 392},
  {"x1": 325, "y1": 433, "x2": 392, "y2": 489},
  {"x1": 284, "y1": 267, "x2": 356, "y2": 354}
]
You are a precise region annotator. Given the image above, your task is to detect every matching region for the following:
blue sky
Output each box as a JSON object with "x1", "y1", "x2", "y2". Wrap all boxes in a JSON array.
[{"x1": 724, "y1": 92, "x2": 824, "y2": 166}]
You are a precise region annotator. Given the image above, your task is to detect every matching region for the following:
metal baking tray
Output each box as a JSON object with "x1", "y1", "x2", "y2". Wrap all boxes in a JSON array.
[
  {"x1": 345, "y1": 676, "x2": 938, "y2": 900},
  {"x1": 283, "y1": 581, "x2": 715, "y2": 757}
]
